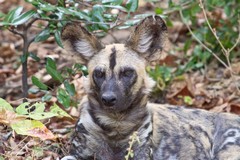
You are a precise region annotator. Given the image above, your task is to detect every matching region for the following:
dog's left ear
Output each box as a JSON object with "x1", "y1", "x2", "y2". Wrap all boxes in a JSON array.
[
  {"x1": 126, "y1": 15, "x2": 168, "y2": 62},
  {"x1": 61, "y1": 23, "x2": 104, "y2": 65}
]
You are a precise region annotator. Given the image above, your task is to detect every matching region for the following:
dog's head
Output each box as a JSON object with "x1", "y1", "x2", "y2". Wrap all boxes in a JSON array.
[{"x1": 62, "y1": 16, "x2": 168, "y2": 112}]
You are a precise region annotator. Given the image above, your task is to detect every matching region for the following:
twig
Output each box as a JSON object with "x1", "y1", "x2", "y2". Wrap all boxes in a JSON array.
[
  {"x1": 229, "y1": 19, "x2": 240, "y2": 53},
  {"x1": 8, "y1": 27, "x2": 24, "y2": 38},
  {"x1": 9, "y1": 135, "x2": 29, "y2": 157},
  {"x1": 35, "y1": 17, "x2": 127, "y2": 32},
  {"x1": 164, "y1": 1, "x2": 194, "y2": 15},
  {"x1": 179, "y1": 10, "x2": 229, "y2": 69},
  {"x1": 26, "y1": 17, "x2": 38, "y2": 29},
  {"x1": 199, "y1": 0, "x2": 233, "y2": 80},
  {"x1": 198, "y1": 0, "x2": 240, "y2": 92},
  {"x1": 75, "y1": 0, "x2": 93, "y2": 7},
  {"x1": 108, "y1": 31, "x2": 120, "y2": 43},
  {"x1": 36, "y1": 17, "x2": 113, "y2": 25},
  {"x1": 199, "y1": 0, "x2": 228, "y2": 54}
]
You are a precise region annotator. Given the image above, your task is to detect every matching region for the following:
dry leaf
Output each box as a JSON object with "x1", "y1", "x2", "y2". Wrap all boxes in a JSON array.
[
  {"x1": 11, "y1": 120, "x2": 56, "y2": 141},
  {"x1": 0, "y1": 109, "x2": 26, "y2": 125},
  {"x1": 210, "y1": 103, "x2": 228, "y2": 113}
]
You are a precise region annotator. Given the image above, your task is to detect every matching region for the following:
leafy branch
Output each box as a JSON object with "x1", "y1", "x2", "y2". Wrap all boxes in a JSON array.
[
  {"x1": 179, "y1": 0, "x2": 240, "y2": 92},
  {"x1": 125, "y1": 131, "x2": 140, "y2": 160},
  {"x1": 0, "y1": 0, "x2": 140, "y2": 105}
]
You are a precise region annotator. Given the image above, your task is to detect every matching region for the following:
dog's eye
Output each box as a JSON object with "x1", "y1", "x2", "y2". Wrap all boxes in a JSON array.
[
  {"x1": 123, "y1": 70, "x2": 134, "y2": 77},
  {"x1": 94, "y1": 69, "x2": 105, "y2": 78},
  {"x1": 121, "y1": 69, "x2": 135, "y2": 78}
]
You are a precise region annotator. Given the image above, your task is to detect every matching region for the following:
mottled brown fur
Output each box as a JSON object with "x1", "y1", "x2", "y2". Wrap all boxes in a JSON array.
[{"x1": 61, "y1": 16, "x2": 240, "y2": 160}]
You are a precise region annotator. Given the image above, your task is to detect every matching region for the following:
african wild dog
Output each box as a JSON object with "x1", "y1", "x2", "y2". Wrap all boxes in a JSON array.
[{"x1": 61, "y1": 16, "x2": 240, "y2": 160}]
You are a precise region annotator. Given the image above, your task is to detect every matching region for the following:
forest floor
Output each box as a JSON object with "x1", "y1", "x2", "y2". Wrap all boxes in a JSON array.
[{"x1": 1, "y1": 0, "x2": 240, "y2": 159}]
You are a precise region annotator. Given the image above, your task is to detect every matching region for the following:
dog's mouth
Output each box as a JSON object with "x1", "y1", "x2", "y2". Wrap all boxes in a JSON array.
[
  {"x1": 103, "y1": 106, "x2": 115, "y2": 112},
  {"x1": 102, "y1": 103, "x2": 131, "y2": 113},
  {"x1": 102, "y1": 104, "x2": 117, "y2": 111}
]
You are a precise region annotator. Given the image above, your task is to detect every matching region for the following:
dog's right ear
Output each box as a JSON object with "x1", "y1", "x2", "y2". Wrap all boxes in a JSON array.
[
  {"x1": 61, "y1": 23, "x2": 104, "y2": 65},
  {"x1": 126, "y1": 16, "x2": 168, "y2": 63}
]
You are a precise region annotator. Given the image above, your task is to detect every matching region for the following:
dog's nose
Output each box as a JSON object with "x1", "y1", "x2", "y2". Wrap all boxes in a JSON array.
[{"x1": 101, "y1": 93, "x2": 116, "y2": 106}]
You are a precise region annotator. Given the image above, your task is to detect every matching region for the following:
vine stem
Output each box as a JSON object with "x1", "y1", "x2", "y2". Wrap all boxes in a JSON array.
[{"x1": 125, "y1": 131, "x2": 140, "y2": 160}]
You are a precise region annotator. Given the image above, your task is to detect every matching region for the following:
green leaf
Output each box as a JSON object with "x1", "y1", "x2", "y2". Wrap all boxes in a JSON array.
[
  {"x1": 39, "y1": 3, "x2": 56, "y2": 12},
  {"x1": 103, "y1": 5, "x2": 127, "y2": 12},
  {"x1": 16, "y1": 102, "x2": 45, "y2": 115},
  {"x1": 12, "y1": 10, "x2": 36, "y2": 25},
  {"x1": 224, "y1": 5, "x2": 231, "y2": 17},
  {"x1": 29, "y1": 52, "x2": 40, "y2": 62},
  {"x1": 46, "y1": 57, "x2": 57, "y2": 70},
  {"x1": 0, "y1": 21, "x2": 10, "y2": 26},
  {"x1": 102, "y1": 0, "x2": 123, "y2": 5},
  {"x1": 118, "y1": 18, "x2": 141, "y2": 29},
  {"x1": 20, "y1": 52, "x2": 29, "y2": 63},
  {"x1": 166, "y1": 18, "x2": 173, "y2": 27},
  {"x1": 25, "y1": 0, "x2": 40, "y2": 6},
  {"x1": 155, "y1": 7, "x2": 163, "y2": 14},
  {"x1": 123, "y1": 19, "x2": 141, "y2": 26},
  {"x1": 0, "y1": 98, "x2": 14, "y2": 112},
  {"x1": 46, "y1": 65, "x2": 63, "y2": 82},
  {"x1": 57, "y1": 88, "x2": 70, "y2": 108},
  {"x1": 0, "y1": 12, "x2": 6, "y2": 18},
  {"x1": 42, "y1": 93, "x2": 52, "y2": 102},
  {"x1": 117, "y1": 25, "x2": 131, "y2": 29},
  {"x1": 30, "y1": 102, "x2": 45, "y2": 112},
  {"x1": 133, "y1": 13, "x2": 152, "y2": 19},
  {"x1": 56, "y1": 7, "x2": 72, "y2": 15},
  {"x1": 16, "y1": 102, "x2": 57, "y2": 120},
  {"x1": 32, "y1": 76, "x2": 48, "y2": 90},
  {"x1": 90, "y1": 5, "x2": 109, "y2": 31},
  {"x1": 184, "y1": 96, "x2": 193, "y2": 105},
  {"x1": 72, "y1": 10, "x2": 91, "y2": 21},
  {"x1": 46, "y1": 58, "x2": 63, "y2": 82},
  {"x1": 126, "y1": 0, "x2": 138, "y2": 12},
  {"x1": 3, "y1": 6, "x2": 23, "y2": 23},
  {"x1": 57, "y1": 7, "x2": 91, "y2": 21},
  {"x1": 15, "y1": 102, "x2": 31, "y2": 115},
  {"x1": 74, "y1": 63, "x2": 88, "y2": 75},
  {"x1": 184, "y1": 39, "x2": 191, "y2": 53},
  {"x1": 168, "y1": 0, "x2": 175, "y2": 7},
  {"x1": 28, "y1": 112, "x2": 57, "y2": 120},
  {"x1": 34, "y1": 28, "x2": 51, "y2": 42},
  {"x1": 54, "y1": 30, "x2": 63, "y2": 48},
  {"x1": 92, "y1": 5, "x2": 105, "y2": 22},
  {"x1": 195, "y1": 62, "x2": 204, "y2": 68},
  {"x1": 50, "y1": 103, "x2": 72, "y2": 118},
  {"x1": 28, "y1": 87, "x2": 40, "y2": 94},
  {"x1": 64, "y1": 81, "x2": 76, "y2": 96},
  {"x1": 190, "y1": 3, "x2": 201, "y2": 15},
  {"x1": 58, "y1": 0, "x2": 65, "y2": 7}
]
